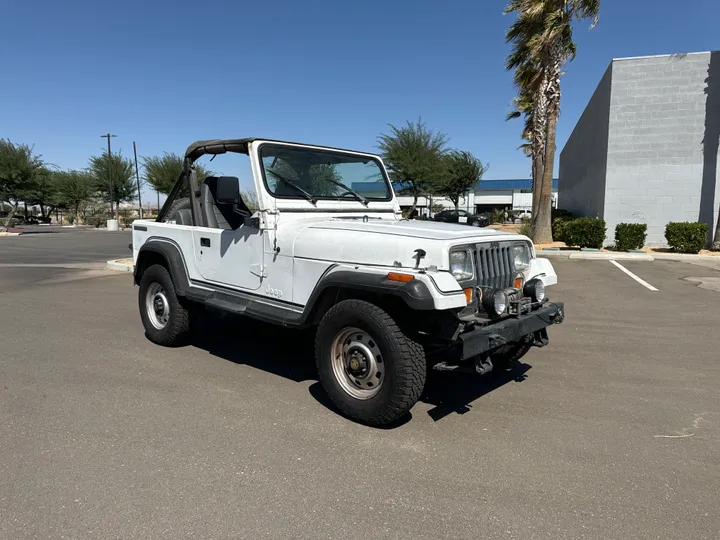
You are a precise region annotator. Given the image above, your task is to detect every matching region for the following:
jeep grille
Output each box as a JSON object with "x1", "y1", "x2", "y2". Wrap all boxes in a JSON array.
[{"x1": 475, "y1": 242, "x2": 515, "y2": 289}]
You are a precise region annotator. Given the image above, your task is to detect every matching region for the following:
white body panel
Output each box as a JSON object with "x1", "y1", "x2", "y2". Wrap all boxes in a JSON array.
[
  {"x1": 132, "y1": 139, "x2": 560, "y2": 315},
  {"x1": 191, "y1": 225, "x2": 264, "y2": 290}
]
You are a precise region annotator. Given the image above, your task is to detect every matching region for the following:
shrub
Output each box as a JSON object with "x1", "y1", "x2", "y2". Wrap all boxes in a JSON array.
[
  {"x1": 552, "y1": 208, "x2": 574, "y2": 220},
  {"x1": 615, "y1": 223, "x2": 647, "y2": 251},
  {"x1": 562, "y1": 217, "x2": 607, "y2": 249},
  {"x1": 491, "y1": 208, "x2": 506, "y2": 224},
  {"x1": 518, "y1": 216, "x2": 532, "y2": 237},
  {"x1": 551, "y1": 210, "x2": 575, "y2": 241},
  {"x1": 665, "y1": 222, "x2": 708, "y2": 254},
  {"x1": 552, "y1": 217, "x2": 570, "y2": 243},
  {"x1": 85, "y1": 216, "x2": 106, "y2": 228}
]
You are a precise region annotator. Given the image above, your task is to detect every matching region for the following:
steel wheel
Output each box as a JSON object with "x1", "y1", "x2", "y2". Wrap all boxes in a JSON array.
[
  {"x1": 330, "y1": 327, "x2": 384, "y2": 400},
  {"x1": 471, "y1": 220, "x2": 481, "y2": 227},
  {"x1": 145, "y1": 282, "x2": 170, "y2": 330}
]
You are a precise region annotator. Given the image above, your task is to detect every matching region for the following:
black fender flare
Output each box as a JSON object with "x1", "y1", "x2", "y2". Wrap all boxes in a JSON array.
[
  {"x1": 134, "y1": 238, "x2": 191, "y2": 295},
  {"x1": 299, "y1": 268, "x2": 442, "y2": 325}
]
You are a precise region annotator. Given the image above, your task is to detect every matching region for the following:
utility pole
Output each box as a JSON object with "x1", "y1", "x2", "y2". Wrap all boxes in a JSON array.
[
  {"x1": 132, "y1": 141, "x2": 143, "y2": 219},
  {"x1": 100, "y1": 133, "x2": 117, "y2": 219}
]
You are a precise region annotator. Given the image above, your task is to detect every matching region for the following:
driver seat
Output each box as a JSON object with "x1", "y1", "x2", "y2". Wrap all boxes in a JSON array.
[{"x1": 199, "y1": 176, "x2": 250, "y2": 230}]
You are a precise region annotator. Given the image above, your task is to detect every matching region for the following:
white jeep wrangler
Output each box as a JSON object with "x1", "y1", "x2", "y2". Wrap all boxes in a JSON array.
[{"x1": 132, "y1": 138, "x2": 564, "y2": 425}]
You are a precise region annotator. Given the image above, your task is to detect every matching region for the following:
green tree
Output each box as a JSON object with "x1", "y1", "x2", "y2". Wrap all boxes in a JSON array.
[
  {"x1": 265, "y1": 159, "x2": 341, "y2": 197},
  {"x1": 505, "y1": 0, "x2": 599, "y2": 243},
  {"x1": 56, "y1": 169, "x2": 94, "y2": 223},
  {"x1": 377, "y1": 119, "x2": 448, "y2": 213},
  {"x1": 142, "y1": 152, "x2": 212, "y2": 195},
  {"x1": 88, "y1": 151, "x2": 137, "y2": 218},
  {"x1": 435, "y1": 151, "x2": 488, "y2": 211},
  {"x1": 0, "y1": 139, "x2": 45, "y2": 229},
  {"x1": 23, "y1": 167, "x2": 68, "y2": 220}
]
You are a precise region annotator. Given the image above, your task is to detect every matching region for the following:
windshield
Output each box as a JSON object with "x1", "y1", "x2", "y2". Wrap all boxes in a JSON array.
[{"x1": 259, "y1": 144, "x2": 392, "y2": 202}]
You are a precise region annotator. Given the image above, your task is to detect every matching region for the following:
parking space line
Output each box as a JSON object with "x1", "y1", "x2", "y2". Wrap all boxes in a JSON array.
[{"x1": 609, "y1": 260, "x2": 658, "y2": 291}]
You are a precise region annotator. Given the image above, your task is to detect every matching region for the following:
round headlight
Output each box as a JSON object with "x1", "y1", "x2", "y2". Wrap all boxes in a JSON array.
[
  {"x1": 482, "y1": 288, "x2": 508, "y2": 317},
  {"x1": 523, "y1": 278, "x2": 546, "y2": 302},
  {"x1": 449, "y1": 249, "x2": 473, "y2": 280},
  {"x1": 512, "y1": 243, "x2": 531, "y2": 271}
]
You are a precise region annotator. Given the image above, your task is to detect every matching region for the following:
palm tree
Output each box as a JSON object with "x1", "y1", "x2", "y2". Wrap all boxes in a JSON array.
[
  {"x1": 505, "y1": 0, "x2": 599, "y2": 243},
  {"x1": 506, "y1": 87, "x2": 540, "y2": 217}
]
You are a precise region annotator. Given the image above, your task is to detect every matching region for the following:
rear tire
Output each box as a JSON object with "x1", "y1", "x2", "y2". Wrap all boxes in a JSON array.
[
  {"x1": 139, "y1": 264, "x2": 191, "y2": 346},
  {"x1": 315, "y1": 299, "x2": 426, "y2": 426}
]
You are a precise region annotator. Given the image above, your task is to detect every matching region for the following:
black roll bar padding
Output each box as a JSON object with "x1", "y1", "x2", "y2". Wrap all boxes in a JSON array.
[
  {"x1": 187, "y1": 159, "x2": 203, "y2": 227},
  {"x1": 156, "y1": 169, "x2": 186, "y2": 223}
]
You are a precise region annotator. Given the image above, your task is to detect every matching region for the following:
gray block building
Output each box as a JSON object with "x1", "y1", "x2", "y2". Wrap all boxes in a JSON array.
[{"x1": 559, "y1": 51, "x2": 720, "y2": 246}]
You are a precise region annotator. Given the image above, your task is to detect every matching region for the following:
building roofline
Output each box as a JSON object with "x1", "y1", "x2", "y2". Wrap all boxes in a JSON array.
[{"x1": 612, "y1": 51, "x2": 714, "y2": 62}]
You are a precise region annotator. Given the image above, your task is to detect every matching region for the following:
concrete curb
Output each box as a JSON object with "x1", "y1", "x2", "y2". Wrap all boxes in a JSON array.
[
  {"x1": 0, "y1": 232, "x2": 21, "y2": 236},
  {"x1": 650, "y1": 253, "x2": 720, "y2": 262},
  {"x1": 538, "y1": 250, "x2": 654, "y2": 261},
  {"x1": 538, "y1": 250, "x2": 720, "y2": 263},
  {"x1": 106, "y1": 259, "x2": 133, "y2": 272}
]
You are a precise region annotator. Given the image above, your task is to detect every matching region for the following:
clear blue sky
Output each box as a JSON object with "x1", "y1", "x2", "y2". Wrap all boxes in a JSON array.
[{"x1": 1, "y1": 0, "x2": 719, "y2": 204}]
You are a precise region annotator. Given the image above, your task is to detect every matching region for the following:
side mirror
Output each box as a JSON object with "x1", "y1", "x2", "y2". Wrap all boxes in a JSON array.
[{"x1": 215, "y1": 176, "x2": 241, "y2": 204}]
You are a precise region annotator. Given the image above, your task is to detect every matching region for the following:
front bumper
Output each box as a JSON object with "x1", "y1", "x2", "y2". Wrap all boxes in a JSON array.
[{"x1": 459, "y1": 301, "x2": 565, "y2": 360}]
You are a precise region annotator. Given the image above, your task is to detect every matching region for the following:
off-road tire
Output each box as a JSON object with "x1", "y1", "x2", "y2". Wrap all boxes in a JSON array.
[
  {"x1": 315, "y1": 299, "x2": 426, "y2": 426},
  {"x1": 491, "y1": 334, "x2": 532, "y2": 370},
  {"x1": 166, "y1": 197, "x2": 191, "y2": 221},
  {"x1": 139, "y1": 264, "x2": 191, "y2": 346}
]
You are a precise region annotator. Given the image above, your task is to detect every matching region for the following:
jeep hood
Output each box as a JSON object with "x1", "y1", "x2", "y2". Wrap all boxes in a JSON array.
[
  {"x1": 307, "y1": 219, "x2": 503, "y2": 240},
  {"x1": 289, "y1": 218, "x2": 523, "y2": 269}
]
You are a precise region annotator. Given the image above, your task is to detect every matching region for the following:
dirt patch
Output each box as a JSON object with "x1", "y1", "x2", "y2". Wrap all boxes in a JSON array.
[
  {"x1": 643, "y1": 248, "x2": 720, "y2": 257},
  {"x1": 489, "y1": 224, "x2": 521, "y2": 234},
  {"x1": 534, "y1": 242, "x2": 569, "y2": 250}
]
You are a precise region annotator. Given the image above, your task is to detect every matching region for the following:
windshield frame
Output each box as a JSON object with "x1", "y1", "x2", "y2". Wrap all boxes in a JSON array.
[{"x1": 257, "y1": 142, "x2": 394, "y2": 203}]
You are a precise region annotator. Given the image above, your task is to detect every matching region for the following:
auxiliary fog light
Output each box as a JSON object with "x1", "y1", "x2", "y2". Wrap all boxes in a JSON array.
[
  {"x1": 482, "y1": 288, "x2": 508, "y2": 317},
  {"x1": 523, "y1": 278, "x2": 546, "y2": 302}
]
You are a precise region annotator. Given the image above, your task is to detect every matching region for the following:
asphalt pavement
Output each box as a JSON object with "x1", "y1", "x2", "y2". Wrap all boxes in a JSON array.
[
  {"x1": 0, "y1": 229, "x2": 131, "y2": 265},
  {"x1": 1, "y1": 242, "x2": 719, "y2": 539}
]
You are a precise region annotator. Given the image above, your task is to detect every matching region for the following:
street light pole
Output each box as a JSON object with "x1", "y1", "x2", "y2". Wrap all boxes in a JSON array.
[
  {"x1": 100, "y1": 133, "x2": 117, "y2": 219},
  {"x1": 132, "y1": 141, "x2": 143, "y2": 219}
]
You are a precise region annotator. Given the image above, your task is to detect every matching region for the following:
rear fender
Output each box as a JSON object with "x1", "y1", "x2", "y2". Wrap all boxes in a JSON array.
[{"x1": 134, "y1": 239, "x2": 191, "y2": 295}]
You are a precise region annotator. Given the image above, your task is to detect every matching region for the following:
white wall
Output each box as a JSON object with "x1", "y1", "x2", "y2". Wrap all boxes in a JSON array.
[
  {"x1": 512, "y1": 192, "x2": 559, "y2": 210},
  {"x1": 398, "y1": 190, "x2": 558, "y2": 213}
]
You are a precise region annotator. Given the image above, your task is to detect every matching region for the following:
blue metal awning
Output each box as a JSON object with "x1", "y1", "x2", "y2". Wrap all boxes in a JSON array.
[{"x1": 350, "y1": 178, "x2": 558, "y2": 192}]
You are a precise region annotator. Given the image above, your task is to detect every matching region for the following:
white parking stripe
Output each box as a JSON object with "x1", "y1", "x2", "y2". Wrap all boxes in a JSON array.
[{"x1": 609, "y1": 260, "x2": 658, "y2": 291}]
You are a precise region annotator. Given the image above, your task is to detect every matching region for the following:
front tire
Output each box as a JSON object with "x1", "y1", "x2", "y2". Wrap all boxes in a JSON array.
[
  {"x1": 139, "y1": 264, "x2": 191, "y2": 346},
  {"x1": 491, "y1": 334, "x2": 533, "y2": 370},
  {"x1": 315, "y1": 300, "x2": 426, "y2": 426}
]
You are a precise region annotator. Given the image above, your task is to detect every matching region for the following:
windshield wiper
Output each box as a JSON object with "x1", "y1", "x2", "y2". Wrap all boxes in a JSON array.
[
  {"x1": 324, "y1": 178, "x2": 369, "y2": 206},
  {"x1": 267, "y1": 168, "x2": 317, "y2": 204}
]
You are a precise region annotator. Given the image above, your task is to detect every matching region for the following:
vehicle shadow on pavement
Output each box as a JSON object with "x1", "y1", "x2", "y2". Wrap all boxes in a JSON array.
[
  {"x1": 187, "y1": 314, "x2": 318, "y2": 382},
  {"x1": 183, "y1": 313, "x2": 531, "y2": 426},
  {"x1": 420, "y1": 363, "x2": 531, "y2": 422}
]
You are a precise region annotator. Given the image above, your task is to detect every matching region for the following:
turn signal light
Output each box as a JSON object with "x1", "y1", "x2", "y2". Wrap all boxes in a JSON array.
[
  {"x1": 387, "y1": 272, "x2": 414, "y2": 282},
  {"x1": 514, "y1": 275, "x2": 524, "y2": 289},
  {"x1": 463, "y1": 287, "x2": 473, "y2": 303}
]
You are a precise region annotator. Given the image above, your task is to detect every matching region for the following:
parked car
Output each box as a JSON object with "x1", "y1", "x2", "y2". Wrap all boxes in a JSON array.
[
  {"x1": 131, "y1": 137, "x2": 564, "y2": 426},
  {"x1": 434, "y1": 209, "x2": 490, "y2": 227}
]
